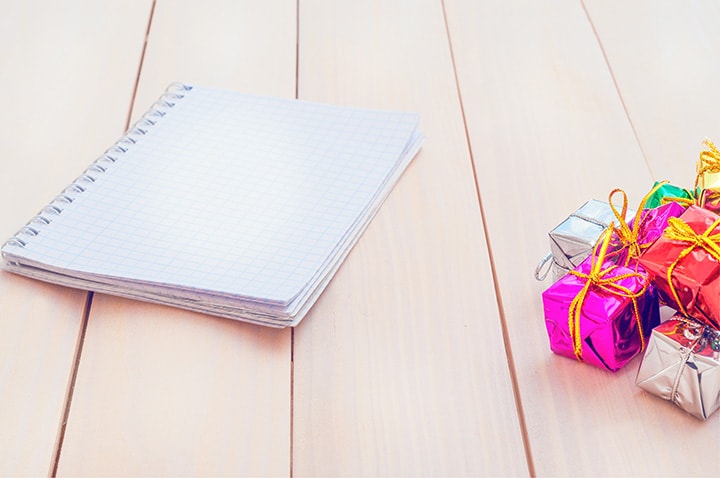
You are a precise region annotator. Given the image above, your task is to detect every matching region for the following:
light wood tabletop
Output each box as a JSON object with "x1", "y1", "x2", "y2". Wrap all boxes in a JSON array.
[{"x1": 1, "y1": 1, "x2": 718, "y2": 476}]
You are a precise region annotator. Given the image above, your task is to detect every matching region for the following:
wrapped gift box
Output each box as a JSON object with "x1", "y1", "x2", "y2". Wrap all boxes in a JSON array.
[
  {"x1": 643, "y1": 181, "x2": 693, "y2": 210},
  {"x1": 699, "y1": 188, "x2": 720, "y2": 214},
  {"x1": 536, "y1": 199, "x2": 634, "y2": 282},
  {"x1": 542, "y1": 234, "x2": 660, "y2": 371},
  {"x1": 637, "y1": 205, "x2": 720, "y2": 329},
  {"x1": 609, "y1": 201, "x2": 684, "y2": 268},
  {"x1": 696, "y1": 139, "x2": 720, "y2": 190},
  {"x1": 636, "y1": 317, "x2": 720, "y2": 420}
]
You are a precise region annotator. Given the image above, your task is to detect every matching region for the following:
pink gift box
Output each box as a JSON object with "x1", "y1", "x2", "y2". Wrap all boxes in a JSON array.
[
  {"x1": 542, "y1": 256, "x2": 660, "y2": 372},
  {"x1": 609, "y1": 201, "x2": 685, "y2": 268}
]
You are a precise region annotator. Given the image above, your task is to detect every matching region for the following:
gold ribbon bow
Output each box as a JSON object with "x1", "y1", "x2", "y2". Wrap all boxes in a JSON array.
[
  {"x1": 567, "y1": 225, "x2": 649, "y2": 361},
  {"x1": 608, "y1": 182, "x2": 666, "y2": 266},
  {"x1": 659, "y1": 187, "x2": 699, "y2": 208},
  {"x1": 663, "y1": 216, "x2": 720, "y2": 316},
  {"x1": 695, "y1": 138, "x2": 720, "y2": 189}
]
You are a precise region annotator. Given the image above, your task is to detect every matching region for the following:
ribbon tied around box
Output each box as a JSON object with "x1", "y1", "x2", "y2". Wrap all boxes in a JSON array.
[
  {"x1": 567, "y1": 225, "x2": 649, "y2": 361},
  {"x1": 667, "y1": 317, "x2": 720, "y2": 406},
  {"x1": 663, "y1": 216, "x2": 720, "y2": 318},
  {"x1": 608, "y1": 182, "x2": 665, "y2": 266},
  {"x1": 695, "y1": 138, "x2": 720, "y2": 190}
]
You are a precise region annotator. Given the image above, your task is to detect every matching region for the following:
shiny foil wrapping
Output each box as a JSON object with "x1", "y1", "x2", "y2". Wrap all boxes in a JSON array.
[
  {"x1": 696, "y1": 167, "x2": 720, "y2": 190},
  {"x1": 544, "y1": 200, "x2": 634, "y2": 280},
  {"x1": 699, "y1": 188, "x2": 720, "y2": 214},
  {"x1": 643, "y1": 181, "x2": 693, "y2": 210},
  {"x1": 542, "y1": 258, "x2": 660, "y2": 372},
  {"x1": 609, "y1": 201, "x2": 685, "y2": 268},
  {"x1": 638, "y1": 206, "x2": 720, "y2": 329},
  {"x1": 636, "y1": 318, "x2": 720, "y2": 420}
]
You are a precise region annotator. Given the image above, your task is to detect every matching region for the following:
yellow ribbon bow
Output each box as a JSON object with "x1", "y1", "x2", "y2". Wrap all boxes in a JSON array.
[
  {"x1": 567, "y1": 225, "x2": 649, "y2": 361},
  {"x1": 695, "y1": 138, "x2": 720, "y2": 189},
  {"x1": 608, "y1": 182, "x2": 666, "y2": 266},
  {"x1": 663, "y1": 215, "x2": 720, "y2": 316},
  {"x1": 659, "y1": 188, "x2": 700, "y2": 208}
]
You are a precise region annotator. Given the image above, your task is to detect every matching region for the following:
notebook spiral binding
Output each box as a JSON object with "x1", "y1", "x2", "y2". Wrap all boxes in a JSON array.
[{"x1": 3, "y1": 82, "x2": 193, "y2": 251}]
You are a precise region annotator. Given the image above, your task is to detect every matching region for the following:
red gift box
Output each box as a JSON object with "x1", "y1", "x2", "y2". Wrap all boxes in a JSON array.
[{"x1": 638, "y1": 205, "x2": 720, "y2": 329}]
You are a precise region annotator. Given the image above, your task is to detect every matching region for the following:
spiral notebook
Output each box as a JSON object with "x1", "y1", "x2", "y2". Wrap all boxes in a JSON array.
[{"x1": 1, "y1": 83, "x2": 424, "y2": 327}]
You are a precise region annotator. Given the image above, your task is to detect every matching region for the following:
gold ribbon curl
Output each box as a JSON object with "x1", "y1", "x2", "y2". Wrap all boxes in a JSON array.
[
  {"x1": 567, "y1": 225, "x2": 650, "y2": 361},
  {"x1": 663, "y1": 216, "x2": 720, "y2": 317},
  {"x1": 608, "y1": 181, "x2": 666, "y2": 267},
  {"x1": 659, "y1": 188, "x2": 700, "y2": 208},
  {"x1": 695, "y1": 138, "x2": 720, "y2": 189}
]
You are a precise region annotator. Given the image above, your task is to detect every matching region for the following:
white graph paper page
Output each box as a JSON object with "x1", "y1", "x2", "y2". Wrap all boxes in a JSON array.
[{"x1": 2, "y1": 85, "x2": 422, "y2": 308}]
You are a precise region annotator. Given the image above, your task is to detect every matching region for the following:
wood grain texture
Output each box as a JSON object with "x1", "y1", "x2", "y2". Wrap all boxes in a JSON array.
[
  {"x1": 55, "y1": 1, "x2": 296, "y2": 475},
  {"x1": 445, "y1": 0, "x2": 719, "y2": 476},
  {"x1": 292, "y1": 0, "x2": 528, "y2": 476},
  {"x1": 56, "y1": 297, "x2": 291, "y2": 477},
  {"x1": 131, "y1": 0, "x2": 298, "y2": 117},
  {"x1": 584, "y1": 0, "x2": 720, "y2": 185},
  {"x1": 0, "y1": 1, "x2": 150, "y2": 475}
]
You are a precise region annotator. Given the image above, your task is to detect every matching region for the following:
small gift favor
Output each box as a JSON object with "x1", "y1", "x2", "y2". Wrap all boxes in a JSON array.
[
  {"x1": 542, "y1": 227, "x2": 660, "y2": 371},
  {"x1": 535, "y1": 199, "x2": 634, "y2": 282},
  {"x1": 638, "y1": 205, "x2": 720, "y2": 329},
  {"x1": 695, "y1": 138, "x2": 720, "y2": 190},
  {"x1": 643, "y1": 181, "x2": 693, "y2": 210},
  {"x1": 636, "y1": 317, "x2": 720, "y2": 420},
  {"x1": 606, "y1": 186, "x2": 684, "y2": 269}
]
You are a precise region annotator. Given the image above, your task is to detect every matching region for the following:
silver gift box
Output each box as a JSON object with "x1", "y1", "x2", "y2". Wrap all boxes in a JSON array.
[
  {"x1": 636, "y1": 319, "x2": 720, "y2": 420},
  {"x1": 535, "y1": 199, "x2": 635, "y2": 281}
]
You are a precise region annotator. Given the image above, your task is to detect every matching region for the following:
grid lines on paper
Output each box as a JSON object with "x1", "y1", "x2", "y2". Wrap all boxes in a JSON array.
[{"x1": 10, "y1": 86, "x2": 420, "y2": 304}]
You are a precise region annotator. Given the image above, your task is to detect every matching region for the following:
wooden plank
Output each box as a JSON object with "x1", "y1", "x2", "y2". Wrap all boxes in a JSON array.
[
  {"x1": 292, "y1": 1, "x2": 528, "y2": 476},
  {"x1": 57, "y1": 297, "x2": 291, "y2": 476},
  {"x1": 584, "y1": 0, "x2": 720, "y2": 185},
  {"x1": 131, "y1": 0, "x2": 297, "y2": 116},
  {"x1": 55, "y1": 0, "x2": 296, "y2": 475},
  {"x1": 0, "y1": 1, "x2": 151, "y2": 475},
  {"x1": 445, "y1": 0, "x2": 719, "y2": 476}
]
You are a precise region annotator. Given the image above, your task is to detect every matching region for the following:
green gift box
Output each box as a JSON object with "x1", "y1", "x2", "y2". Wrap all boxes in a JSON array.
[{"x1": 643, "y1": 181, "x2": 694, "y2": 209}]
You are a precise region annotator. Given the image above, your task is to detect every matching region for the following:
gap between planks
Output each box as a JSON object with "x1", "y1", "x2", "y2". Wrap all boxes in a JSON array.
[
  {"x1": 50, "y1": 293, "x2": 92, "y2": 477},
  {"x1": 439, "y1": 0, "x2": 536, "y2": 475},
  {"x1": 580, "y1": 0, "x2": 656, "y2": 181},
  {"x1": 49, "y1": 2, "x2": 158, "y2": 475}
]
